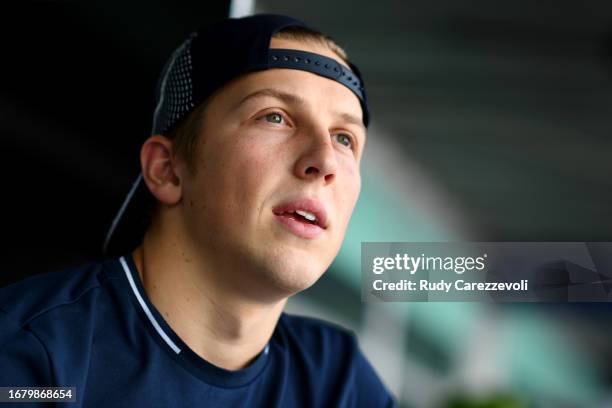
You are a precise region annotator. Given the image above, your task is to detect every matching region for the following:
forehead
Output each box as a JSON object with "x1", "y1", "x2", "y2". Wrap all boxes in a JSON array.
[
  {"x1": 268, "y1": 37, "x2": 350, "y2": 69},
  {"x1": 204, "y1": 39, "x2": 363, "y2": 127},
  {"x1": 233, "y1": 70, "x2": 360, "y2": 112}
]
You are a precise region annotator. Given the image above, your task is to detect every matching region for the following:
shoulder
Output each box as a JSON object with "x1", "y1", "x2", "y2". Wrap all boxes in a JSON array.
[
  {"x1": 0, "y1": 259, "x2": 117, "y2": 332},
  {"x1": 0, "y1": 259, "x2": 120, "y2": 387}
]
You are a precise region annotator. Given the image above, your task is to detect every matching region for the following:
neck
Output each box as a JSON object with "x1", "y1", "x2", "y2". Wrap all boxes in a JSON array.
[{"x1": 132, "y1": 218, "x2": 286, "y2": 371}]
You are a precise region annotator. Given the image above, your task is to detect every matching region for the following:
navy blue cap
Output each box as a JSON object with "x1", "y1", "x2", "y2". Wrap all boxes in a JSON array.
[
  {"x1": 152, "y1": 14, "x2": 369, "y2": 137},
  {"x1": 104, "y1": 14, "x2": 369, "y2": 255}
]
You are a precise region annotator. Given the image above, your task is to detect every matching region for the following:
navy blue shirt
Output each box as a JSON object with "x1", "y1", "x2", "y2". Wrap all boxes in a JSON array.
[{"x1": 0, "y1": 255, "x2": 395, "y2": 407}]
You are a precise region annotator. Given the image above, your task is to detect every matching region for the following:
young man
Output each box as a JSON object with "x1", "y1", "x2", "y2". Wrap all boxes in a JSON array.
[{"x1": 0, "y1": 14, "x2": 395, "y2": 407}]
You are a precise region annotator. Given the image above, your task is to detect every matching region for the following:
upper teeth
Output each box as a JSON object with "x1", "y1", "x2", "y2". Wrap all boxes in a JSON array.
[{"x1": 296, "y1": 210, "x2": 317, "y2": 222}]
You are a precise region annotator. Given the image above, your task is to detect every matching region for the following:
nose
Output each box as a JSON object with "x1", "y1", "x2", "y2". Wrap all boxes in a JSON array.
[{"x1": 293, "y1": 129, "x2": 338, "y2": 185}]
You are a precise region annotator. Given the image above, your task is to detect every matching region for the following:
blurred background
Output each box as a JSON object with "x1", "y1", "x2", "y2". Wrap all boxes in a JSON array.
[{"x1": 2, "y1": 1, "x2": 612, "y2": 407}]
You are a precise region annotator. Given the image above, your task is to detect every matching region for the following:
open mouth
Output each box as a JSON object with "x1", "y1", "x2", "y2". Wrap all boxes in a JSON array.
[
  {"x1": 278, "y1": 210, "x2": 319, "y2": 226},
  {"x1": 272, "y1": 199, "x2": 328, "y2": 239}
]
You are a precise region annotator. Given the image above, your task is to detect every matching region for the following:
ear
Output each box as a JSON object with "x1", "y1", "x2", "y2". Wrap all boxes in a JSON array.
[{"x1": 140, "y1": 135, "x2": 182, "y2": 206}]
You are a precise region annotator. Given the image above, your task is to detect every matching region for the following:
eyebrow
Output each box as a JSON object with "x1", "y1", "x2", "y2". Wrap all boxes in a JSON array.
[
  {"x1": 236, "y1": 87, "x2": 366, "y2": 133},
  {"x1": 236, "y1": 88, "x2": 306, "y2": 109}
]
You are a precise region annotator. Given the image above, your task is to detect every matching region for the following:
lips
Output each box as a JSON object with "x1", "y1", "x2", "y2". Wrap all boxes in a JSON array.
[{"x1": 272, "y1": 198, "x2": 328, "y2": 239}]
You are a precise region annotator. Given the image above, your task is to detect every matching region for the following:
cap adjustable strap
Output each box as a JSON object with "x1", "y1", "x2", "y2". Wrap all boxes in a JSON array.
[{"x1": 268, "y1": 49, "x2": 366, "y2": 105}]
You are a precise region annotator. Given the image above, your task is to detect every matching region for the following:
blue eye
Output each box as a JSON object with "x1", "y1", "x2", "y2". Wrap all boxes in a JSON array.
[
  {"x1": 263, "y1": 112, "x2": 284, "y2": 124},
  {"x1": 335, "y1": 133, "x2": 353, "y2": 149}
]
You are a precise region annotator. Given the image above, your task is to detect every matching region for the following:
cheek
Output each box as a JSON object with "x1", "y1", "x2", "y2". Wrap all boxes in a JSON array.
[
  {"x1": 334, "y1": 162, "x2": 362, "y2": 228},
  {"x1": 205, "y1": 138, "x2": 286, "y2": 216},
  {"x1": 341, "y1": 158, "x2": 362, "y2": 200},
  {"x1": 235, "y1": 138, "x2": 285, "y2": 184}
]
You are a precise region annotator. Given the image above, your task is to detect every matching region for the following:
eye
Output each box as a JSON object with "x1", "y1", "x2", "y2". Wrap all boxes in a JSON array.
[
  {"x1": 261, "y1": 112, "x2": 285, "y2": 124},
  {"x1": 334, "y1": 133, "x2": 354, "y2": 149}
]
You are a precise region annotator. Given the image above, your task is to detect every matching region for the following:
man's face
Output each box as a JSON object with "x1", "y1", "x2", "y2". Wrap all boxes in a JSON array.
[{"x1": 178, "y1": 38, "x2": 365, "y2": 296}]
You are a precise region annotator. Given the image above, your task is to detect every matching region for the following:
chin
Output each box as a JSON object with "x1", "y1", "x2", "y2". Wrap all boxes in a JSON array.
[
  {"x1": 237, "y1": 231, "x2": 340, "y2": 298},
  {"x1": 259, "y1": 253, "x2": 330, "y2": 296}
]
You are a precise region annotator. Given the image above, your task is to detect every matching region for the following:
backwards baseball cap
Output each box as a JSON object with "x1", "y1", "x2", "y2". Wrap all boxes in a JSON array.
[{"x1": 103, "y1": 13, "x2": 370, "y2": 255}]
